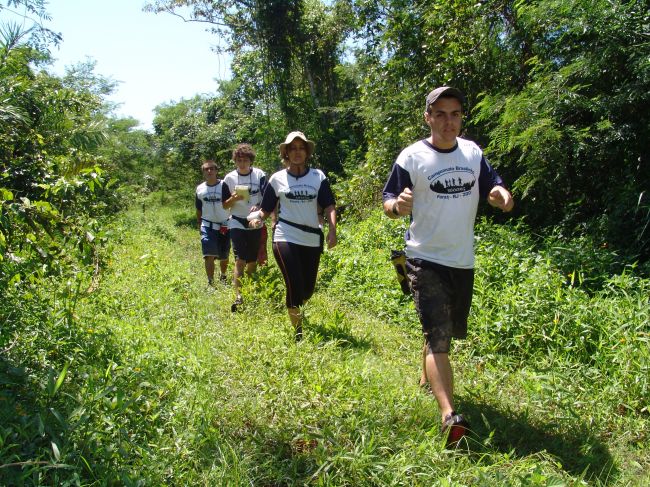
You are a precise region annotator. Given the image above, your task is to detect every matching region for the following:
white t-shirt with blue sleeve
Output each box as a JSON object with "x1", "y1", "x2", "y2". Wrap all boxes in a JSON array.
[
  {"x1": 261, "y1": 168, "x2": 335, "y2": 247},
  {"x1": 195, "y1": 180, "x2": 230, "y2": 225},
  {"x1": 382, "y1": 137, "x2": 504, "y2": 269},
  {"x1": 222, "y1": 167, "x2": 267, "y2": 230}
]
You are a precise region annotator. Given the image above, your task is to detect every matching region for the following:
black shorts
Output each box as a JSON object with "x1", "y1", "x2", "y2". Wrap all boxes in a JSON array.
[
  {"x1": 407, "y1": 258, "x2": 474, "y2": 354},
  {"x1": 230, "y1": 228, "x2": 262, "y2": 263},
  {"x1": 200, "y1": 226, "x2": 230, "y2": 260}
]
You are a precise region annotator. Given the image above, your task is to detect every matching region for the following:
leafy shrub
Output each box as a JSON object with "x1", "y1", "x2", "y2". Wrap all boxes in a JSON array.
[
  {"x1": 471, "y1": 219, "x2": 649, "y2": 413},
  {"x1": 319, "y1": 210, "x2": 415, "y2": 322},
  {"x1": 0, "y1": 276, "x2": 129, "y2": 484},
  {"x1": 248, "y1": 261, "x2": 286, "y2": 309}
]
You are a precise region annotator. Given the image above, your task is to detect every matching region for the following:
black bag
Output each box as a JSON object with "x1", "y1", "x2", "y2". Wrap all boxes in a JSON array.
[{"x1": 277, "y1": 217, "x2": 324, "y2": 253}]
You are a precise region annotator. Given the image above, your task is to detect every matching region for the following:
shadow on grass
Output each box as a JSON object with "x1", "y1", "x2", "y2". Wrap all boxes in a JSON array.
[
  {"x1": 458, "y1": 400, "x2": 618, "y2": 484},
  {"x1": 191, "y1": 418, "x2": 322, "y2": 484},
  {"x1": 0, "y1": 356, "x2": 55, "y2": 483},
  {"x1": 0, "y1": 356, "x2": 29, "y2": 421},
  {"x1": 309, "y1": 321, "x2": 374, "y2": 351},
  {"x1": 174, "y1": 213, "x2": 197, "y2": 228},
  {"x1": 189, "y1": 393, "x2": 617, "y2": 484}
]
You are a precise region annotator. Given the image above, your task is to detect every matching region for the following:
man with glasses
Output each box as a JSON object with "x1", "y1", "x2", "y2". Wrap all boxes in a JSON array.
[
  {"x1": 196, "y1": 159, "x2": 231, "y2": 286},
  {"x1": 382, "y1": 87, "x2": 514, "y2": 447}
]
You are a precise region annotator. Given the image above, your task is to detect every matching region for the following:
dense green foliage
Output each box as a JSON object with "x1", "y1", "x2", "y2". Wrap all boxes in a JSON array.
[
  {"x1": 473, "y1": 0, "x2": 650, "y2": 262},
  {"x1": 0, "y1": 3, "x2": 158, "y2": 330},
  {"x1": 1, "y1": 28, "x2": 110, "y2": 300}
]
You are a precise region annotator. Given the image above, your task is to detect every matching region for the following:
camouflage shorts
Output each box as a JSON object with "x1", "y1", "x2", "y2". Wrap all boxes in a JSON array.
[{"x1": 406, "y1": 258, "x2": 474, "y2": 353}]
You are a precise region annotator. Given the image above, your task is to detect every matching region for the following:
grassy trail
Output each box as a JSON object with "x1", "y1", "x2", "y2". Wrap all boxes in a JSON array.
[{"x1": 74, "y1": 197, "x2": 648, "y2": 485}]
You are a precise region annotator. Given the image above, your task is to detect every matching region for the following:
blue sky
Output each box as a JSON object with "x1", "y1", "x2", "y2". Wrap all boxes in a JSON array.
[{"x1": 5, "y1": 0, "x2": 232, "y2": 130}]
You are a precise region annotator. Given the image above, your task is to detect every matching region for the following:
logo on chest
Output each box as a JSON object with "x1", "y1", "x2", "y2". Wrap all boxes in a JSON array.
[
  {"x1": 428, "y1": 167, "x2": 476, "y2": 195},
  {"x1": 203, "y1": 195, "x2": 222, "y2": 203},
  {"x1": 284, "y1": 183, "x2": 317, "y2": 202}
]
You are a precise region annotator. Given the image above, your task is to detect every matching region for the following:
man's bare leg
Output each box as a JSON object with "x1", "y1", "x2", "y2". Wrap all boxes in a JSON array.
[
  {"x1": 219, "y1": 258, "x2": 228, "y2": 276},
  {"x1": 204, "y1": 256, "x2": 215, "y2": 283},
  {"x1": 245, "y1": 261, "x2": 257, "y2": 276},
  {"x1": 420, "y1": 343, "x2": 428, "y2": 386},
  {"x1": 424, "y1": 349, "x2": 455, "y2": 421},
  {"x1": 233, "y1": 259, "x2": 245, "y2": 297}
]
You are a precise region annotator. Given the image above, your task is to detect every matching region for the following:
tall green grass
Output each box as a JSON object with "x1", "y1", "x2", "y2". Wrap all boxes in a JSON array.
[{"x1": 1, "y1": 194, "x2": 647, "y2": 485}]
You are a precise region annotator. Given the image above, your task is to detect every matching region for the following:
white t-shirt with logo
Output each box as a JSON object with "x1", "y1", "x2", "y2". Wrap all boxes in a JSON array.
[
  {"x1": 222, "y1": 167, "x2": 267, "y2": 230},
  {"x1": 261, "y1": 168, "x2": 335, "y2": 247},
  {"x1": 382, "y1": 138, "x2": 503, "y2": 269},
  {"x1": 195, "y1": 180, "x2": 230, "y2": 225}
]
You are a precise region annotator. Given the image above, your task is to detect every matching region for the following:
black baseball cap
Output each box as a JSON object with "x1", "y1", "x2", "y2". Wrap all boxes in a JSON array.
[{"x1": 425, "y1": 86, "x2": 465, "y2": 109}]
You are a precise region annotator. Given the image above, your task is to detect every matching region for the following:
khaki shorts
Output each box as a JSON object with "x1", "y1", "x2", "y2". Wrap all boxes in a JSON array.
[{"x1": 407, "y1": 258, "x2": 474, "y2": 353}]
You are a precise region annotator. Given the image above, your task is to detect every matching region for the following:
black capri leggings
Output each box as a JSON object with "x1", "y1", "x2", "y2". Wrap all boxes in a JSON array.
[{"x1": 272, "y1": 241, "x2": 321, "y2": 308}]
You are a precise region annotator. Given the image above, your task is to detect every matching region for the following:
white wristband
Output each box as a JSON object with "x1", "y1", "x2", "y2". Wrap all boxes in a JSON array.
[{"x1": 247, "y1": 210, "x2": 263, "y2": 221}]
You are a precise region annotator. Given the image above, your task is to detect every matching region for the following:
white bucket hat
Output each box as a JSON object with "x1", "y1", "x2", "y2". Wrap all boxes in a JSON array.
[{"x1": 279, "y1": 131, "x2": 315, "y2": 159}]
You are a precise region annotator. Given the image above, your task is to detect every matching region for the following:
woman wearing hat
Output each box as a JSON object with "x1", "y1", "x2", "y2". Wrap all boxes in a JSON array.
[{"x1": 247, "y1": 131, "x2": 337, "y2": 341}]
